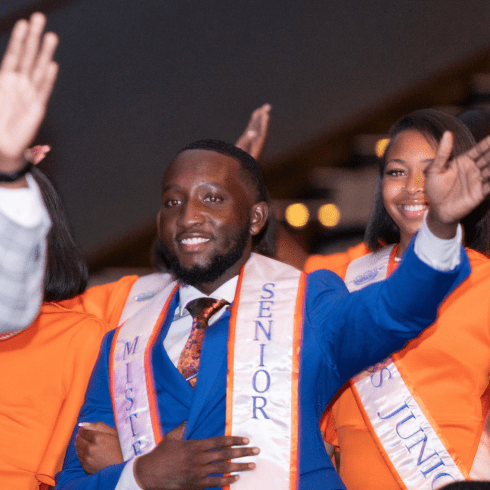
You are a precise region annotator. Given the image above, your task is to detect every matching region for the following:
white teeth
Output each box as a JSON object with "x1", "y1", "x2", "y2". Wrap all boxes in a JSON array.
[
  {"x1": 403, "y1": 204, "x2": 426, "y2": 212},
  {"x1": 180, "y1": 237, "x2": 209, "y2": 245}
]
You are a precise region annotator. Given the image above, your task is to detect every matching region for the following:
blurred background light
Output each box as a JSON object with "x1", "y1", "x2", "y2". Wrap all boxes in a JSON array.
[
  {"x1": 318, "y1": 203, "x2": 341, "y2": 227},
  {"x1": 285, "y1": 203, "x2": 309, "y2": 228},
  {"x1": 375, "y1": 138, "x2": 390, "y2": 158}
]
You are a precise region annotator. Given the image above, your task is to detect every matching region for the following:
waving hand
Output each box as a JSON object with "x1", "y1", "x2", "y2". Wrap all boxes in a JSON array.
[
  {"x1": 0, "y1": 12, "x2": 58, "y2": 172},
  {"x1": 426, "y1": 131, "x2": 490, "y2": 239}
]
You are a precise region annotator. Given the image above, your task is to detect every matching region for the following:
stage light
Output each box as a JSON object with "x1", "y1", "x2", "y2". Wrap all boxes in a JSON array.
[
  {"x1": 285, "y1": 203, "x2": 309, "y2": 228},
  {"x1": 318, "y1": 204, "x2": 340, "y2": 227},
  {"x1": 375, "y1": 138, "x2": 390, "y2": 158}
]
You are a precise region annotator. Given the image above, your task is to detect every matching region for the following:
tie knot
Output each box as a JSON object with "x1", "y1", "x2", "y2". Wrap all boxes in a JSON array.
[{"x1": 186, "y1": 297, "x2": 229, "y2": 321}]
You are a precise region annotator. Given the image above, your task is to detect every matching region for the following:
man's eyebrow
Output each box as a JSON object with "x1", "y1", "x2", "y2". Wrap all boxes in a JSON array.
[
  {"x1": 162, "y1": 182, "x2": 227, "y2": 193},
  {"x1": 161, "y1": 184, "x2": 180, "y2": 193}
]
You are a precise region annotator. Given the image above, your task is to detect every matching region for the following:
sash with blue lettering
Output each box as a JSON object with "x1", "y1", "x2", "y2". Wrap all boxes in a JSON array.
[
  {"x1": 344, "y1": 248, "x2": 490, "y2": 489},
  {"x1": 110, "y1": 254, "x2": 304, "y2": 490}
]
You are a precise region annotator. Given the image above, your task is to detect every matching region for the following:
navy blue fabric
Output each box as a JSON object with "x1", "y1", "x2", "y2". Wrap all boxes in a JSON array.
[{"x1": 55, "y1": 240, "x2": 470, "y2": 490}]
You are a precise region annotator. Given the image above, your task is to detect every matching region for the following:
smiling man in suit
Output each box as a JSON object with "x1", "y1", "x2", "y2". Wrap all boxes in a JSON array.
[{"x1": 56, "y1": 132, "x2": 490, "y2": 490}]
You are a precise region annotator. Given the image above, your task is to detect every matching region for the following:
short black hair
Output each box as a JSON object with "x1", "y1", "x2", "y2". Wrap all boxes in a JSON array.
[
  {"x1": 177, "y1": 139, "x2": 268, "y2": 203},
  {"x1": 30, "y1": 167, "x2": 88, "y2": 301},
  {"x1": 169, "y1": 139, "x2": 276, "y2": 257},
  {"x1": 364, "y1": 108, "x2": 490, "y2": 254}
]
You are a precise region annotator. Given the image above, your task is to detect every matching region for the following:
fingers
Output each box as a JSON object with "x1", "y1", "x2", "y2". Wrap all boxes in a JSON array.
[
  {"x1": 200, "y1": 444, "x2": 260, "y2": 466},
  {"x1": 205, "y1": 460, "x2": 256, "y2": 475},
  {"x1": 431, "y1": 131, "x2": 453, "y2": 172},
  {"x1": 235, "y1": 103, "x2": 271, "y2": 159},
  {"x1": 0, "y1": 18, "x2": 29, "y2": 72},
  {"x1": 0, "y1": 12, "x2": 58, "y2": 90},
  {"x1": 37, "y1": 61, "x2": 59, "y2": 107},
  {"x1": 19, "y1": 13, "x2": 47, "y2": 74},
  {"x1": 201, "y1": 474, "x2": 242, "y2": 487},
  {"x1": 195, "y1": 435, "x2": 251, "y2": 451},
  {"x1": 466, "y1": 132, "x2": 490, "y2": 163},
  {"x1": 32, "y1": 32, "x2": 59, "y2": 90},
  {"x1": 79, "y1": 421, "x2": 118, "y2": 435},
  {"x1": 248, "y1": 103, "x2": 271, "y2": 135},
  {"x1": 194, "y1": 459, "x2": 257, "y2": 489},
  {"x1": 77, "y1": 426, "x2": 98, "y2": 442}
]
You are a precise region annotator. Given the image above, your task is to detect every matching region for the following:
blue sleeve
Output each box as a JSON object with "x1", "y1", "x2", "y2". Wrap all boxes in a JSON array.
[
  {"x1": 55, "y1": 330, "x2": 126, "y2": 490},
  {"x1": 305, "y1": 237, "x2": 471, "y2": 383}
]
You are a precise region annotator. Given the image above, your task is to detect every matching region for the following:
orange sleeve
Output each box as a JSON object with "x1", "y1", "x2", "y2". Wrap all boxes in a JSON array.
[
  {"x1": 60, "y1": 275, "x2": 138, "y2": 330},
  {"x1": 35, "y1": 309, "x2": 107, "y2": 485},
  {"x1": 320, "y1": 404, "x2": 339, "y2": 447}
]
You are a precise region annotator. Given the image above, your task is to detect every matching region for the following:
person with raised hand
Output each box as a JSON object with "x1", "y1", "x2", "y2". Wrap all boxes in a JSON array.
[
  {"x1": 0, "y1": 12, "x2": 59, "y2": 337},
  {"x1": 315, "y1": 109, "x2": 490, "y2": 489},
  {"x1": 55, "y1": 111, "x2": 490, "y2": 488}
]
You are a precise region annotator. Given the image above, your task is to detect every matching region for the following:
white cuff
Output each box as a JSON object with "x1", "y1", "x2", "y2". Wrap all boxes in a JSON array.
[
  {"x1": 413, "y1": 213, "x2": 462, "y2": 271},
  {"x1": 115, "y1": 458, "x2": 143, "y2": 490},
  {"x1": 0, "y1": 174, "x2": 47, "y2": 227}
]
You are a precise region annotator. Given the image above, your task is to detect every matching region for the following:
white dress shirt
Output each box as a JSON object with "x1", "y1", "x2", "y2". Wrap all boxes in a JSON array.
[{"x1": 0, "y1": 174, "x2": 45, "y2": 227}]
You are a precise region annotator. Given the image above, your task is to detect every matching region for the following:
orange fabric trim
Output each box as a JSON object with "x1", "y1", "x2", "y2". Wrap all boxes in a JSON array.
[
  {"x1": 347, "y1": 253, "x2": 406, "y2": 488},
  {"x1": 349, "y1": 379, "x2": 409, "y2": 490},
  {"x1": 145, "y1": 284, "x2": 179, "y2": 444},
  {"x1": 289, "y1": 272, "x2": 305, "y2": 490},
  {"x1": 222, "y1": 265, "x2": 245, "y2": 490}
]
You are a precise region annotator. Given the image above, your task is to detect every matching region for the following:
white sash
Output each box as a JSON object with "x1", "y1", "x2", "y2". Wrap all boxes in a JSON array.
[
  {"x1": 344, "y1": 248, "x2": 477, "y2": 489},
  {"x1": 344, "y1": 244, "x2": 394, "y2": 292},
  {"x1": 225, "y1": 253, "x2": 303, "y2": 490},
  {"x1": 110, "y1": 254, "x2": 303, "y2": 490},
  {"x1": 111, "y1": 275, "x2": 178, "y2": 460}
]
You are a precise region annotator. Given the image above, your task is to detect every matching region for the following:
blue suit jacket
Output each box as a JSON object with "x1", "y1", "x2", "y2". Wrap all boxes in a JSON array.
[{"x1": 55, "y1": 241, "x2": 470, "y2": 490}]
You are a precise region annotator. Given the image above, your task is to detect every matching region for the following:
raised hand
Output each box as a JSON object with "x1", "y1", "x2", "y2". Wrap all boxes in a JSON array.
[
  {"x1": 425, "y1": 131, "x2": 490, "y2": 239},
  {"x1": 235, "y1": 104, "x2": 271, "y2": 160},
  {"x1": 0, "y1": 12, "x2": 58, "y2": 173},
  {"x1": 134, "y1": 423, "x2": 259, "y2": 489},
  {"x1": 75, "y1": 422, "x2": 124, "y2": 474}
]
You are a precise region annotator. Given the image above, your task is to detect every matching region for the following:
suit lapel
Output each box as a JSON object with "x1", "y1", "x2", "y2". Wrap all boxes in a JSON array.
[
  {"x1": 152, "y1": 292, "x2": 195, "y2": 408},
  {"x1": 185, "y1": 308, "x2": 230, "y2": 436}
]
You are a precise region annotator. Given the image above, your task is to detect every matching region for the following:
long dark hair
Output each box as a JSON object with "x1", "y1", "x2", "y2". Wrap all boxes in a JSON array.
[
  {"x1": 365, "y1": 108, "x2": 490, "y2": 254},
  {"x1": 30, "y1": 167, "x2": 88, "y2": 301}
]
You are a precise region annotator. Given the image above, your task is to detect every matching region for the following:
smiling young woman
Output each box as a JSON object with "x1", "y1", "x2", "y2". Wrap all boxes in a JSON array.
[{"x1": 316, "y1": 108, "x2": 490, "y2": 489}]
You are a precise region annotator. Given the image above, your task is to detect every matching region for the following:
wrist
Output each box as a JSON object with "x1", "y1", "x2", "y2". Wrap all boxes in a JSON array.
[
  {"x1": 0, "y1": 160, "x2": 32, "y2": 189},
  {"x1": 426, "y1": 211, "x2": 458, "y2": 240},
  {"x1": 133, "y1": 456, "x2": 147, "y2": 489},
  {"x1": 0, "y1": 155, "x2": 26, "y2": 173}
]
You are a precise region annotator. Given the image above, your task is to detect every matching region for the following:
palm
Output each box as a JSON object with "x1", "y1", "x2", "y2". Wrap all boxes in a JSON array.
[
  {"x1": 426, "y1": 138, "x2": 489, "y2": 225},
  {"x1": 235, "y1": 103, "x2": 271, "y2": 160},
  {"x1": 426, "y1": 145, "x2": 488, "y2": 223},
  {"x1": 0, "y1": 13, "x2": 58, "y2": 167},
  {"x1": 0, "y1": 73, "x2": 46, "y2": 158}
]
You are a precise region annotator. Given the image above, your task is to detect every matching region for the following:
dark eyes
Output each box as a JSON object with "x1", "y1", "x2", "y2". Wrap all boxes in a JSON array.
[
  {"x1": 164, "y1": 199, "x2": 181, "y2": 207},
  {"x1": 163, "y1": 195, "x2": 223, "y2": 207},
  {"x1": 385, "y1": 169, "x2": 404, "y2": 177},
  {"x1": 204, "y1": 195, "x2": 223, "y2": 203}
]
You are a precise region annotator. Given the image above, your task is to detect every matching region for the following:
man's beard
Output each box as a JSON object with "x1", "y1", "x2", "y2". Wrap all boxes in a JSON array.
[{"x1": 154, "y1": 224, "x2": 250, "y2": 287}]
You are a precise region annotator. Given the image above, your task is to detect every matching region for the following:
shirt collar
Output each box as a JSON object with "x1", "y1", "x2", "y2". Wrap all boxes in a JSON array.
[{"x1": 177, "y1": 276, "x2": 239, "y2": 317}]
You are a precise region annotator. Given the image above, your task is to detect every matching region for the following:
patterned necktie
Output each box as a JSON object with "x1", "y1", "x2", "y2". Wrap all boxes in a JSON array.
[{"x1": 177, "y1": 297, "x2": 229, "y2": 388}]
